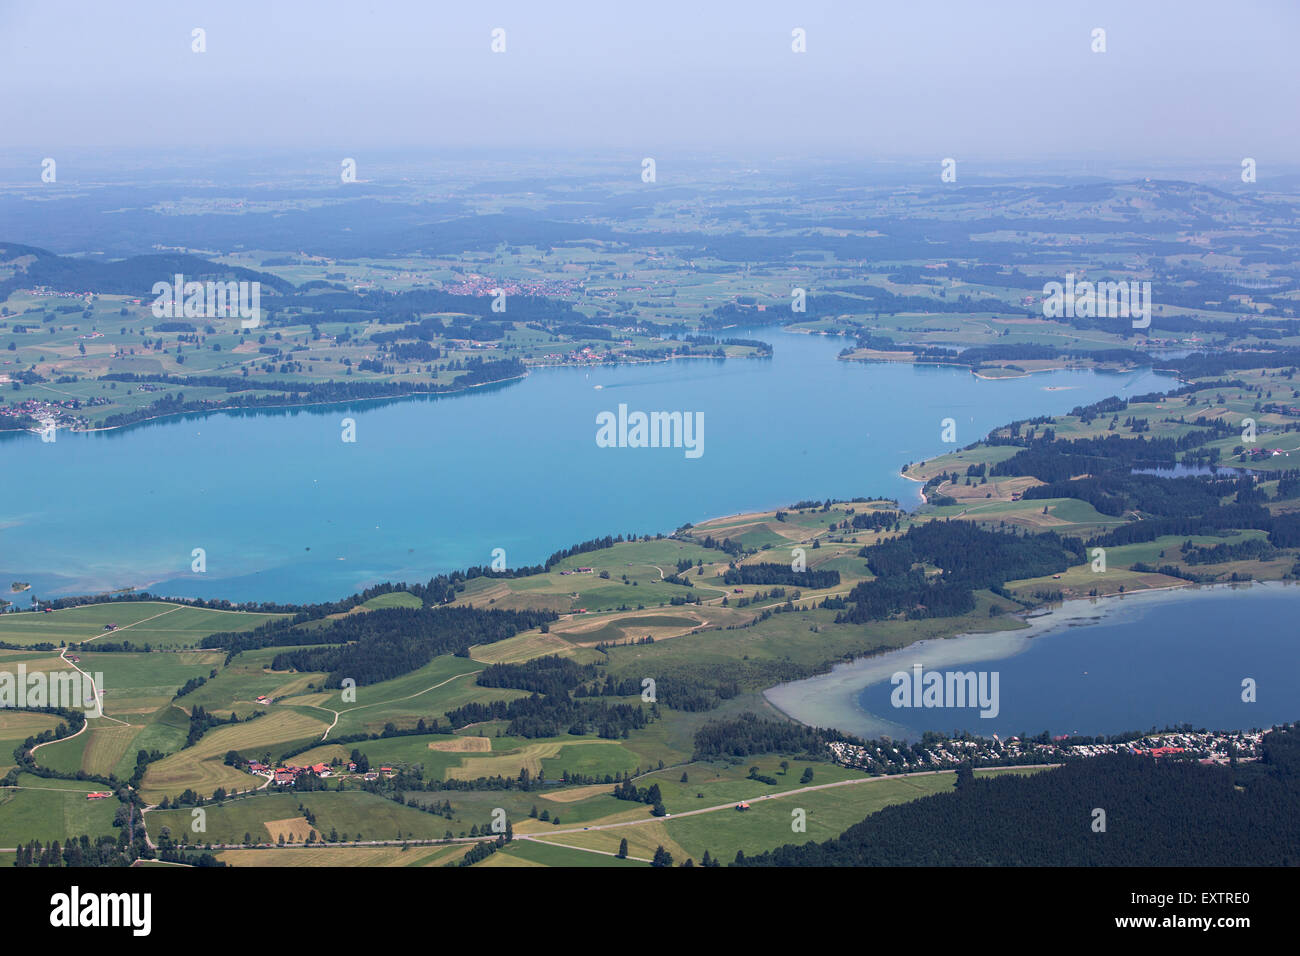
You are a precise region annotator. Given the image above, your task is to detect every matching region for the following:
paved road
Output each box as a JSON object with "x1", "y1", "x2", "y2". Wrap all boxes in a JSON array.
[{"x1": 102, "y1": 763, "x2": 1054, "y2": 856}]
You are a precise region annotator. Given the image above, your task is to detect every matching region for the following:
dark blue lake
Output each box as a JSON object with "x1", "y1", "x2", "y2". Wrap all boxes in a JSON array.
[{"x1": 768, "y1": 584, "x2": 1300, "y2": 740}]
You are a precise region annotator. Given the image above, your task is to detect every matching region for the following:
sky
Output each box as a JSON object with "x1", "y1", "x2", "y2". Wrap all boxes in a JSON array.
[{"x1": 1, "y1": 0, "x2": 1298, "y2": 163}]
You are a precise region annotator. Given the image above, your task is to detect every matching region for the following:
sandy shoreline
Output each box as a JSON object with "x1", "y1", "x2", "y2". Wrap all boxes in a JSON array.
[{"x1": 763, "y1": 578, "x2": 1281, "y2": 738}]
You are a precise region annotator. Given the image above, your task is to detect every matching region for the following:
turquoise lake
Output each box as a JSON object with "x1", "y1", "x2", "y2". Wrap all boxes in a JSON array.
[{"x1": 1, "y1": 325, "x2": 1175, "y2": 604}]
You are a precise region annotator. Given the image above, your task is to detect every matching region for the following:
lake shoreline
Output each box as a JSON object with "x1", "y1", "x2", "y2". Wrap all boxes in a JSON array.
[
  {"x1": 16, "y1": 349, "x2": 773, "y2": 440},
  {"x1": 14, "y1": 371, "x2": 533, "y2": 438},
  {"x1": 4, "y1": 327, "x2": 1179, "y2": 603},
  {"x1": 762, "y1": 578, "x2": 1283, "y2": 739}
]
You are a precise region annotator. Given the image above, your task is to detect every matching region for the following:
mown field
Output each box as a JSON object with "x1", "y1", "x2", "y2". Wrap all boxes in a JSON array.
[
  {"x1": 140, "y1": 709, "x2": 329, "y2": 803},
  {"x1": 216, "y1": 843, "x2": 472, "y2": 867},
  {"x1": 0, "y1": 601, "x2": 285, "y2": 648},
  {"x1": 485, "y1": 839, "x2": 648, "y2": 867},
  {"x1": 0, "y1": 774, "x2": 120, "y2": 846},
  {"x1": 148, "y1": 789, "x2": 473, "y2": 845},
  {"x1": 0, "y1": 710, "x2": 61, "y2": 774},
  {"x1": 278, "y1": 654, "x2": 518, "y2": 739},
  {"x1": 136, "y1": 758, "x2": 1046, "y2": 868},
  {"x1": 526, "y1": 765, "x2": 1044, "y2": 865}
]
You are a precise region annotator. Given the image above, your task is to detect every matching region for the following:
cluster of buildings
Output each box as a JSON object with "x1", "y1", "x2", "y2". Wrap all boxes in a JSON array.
[
  {"x1": 441, "y1": 275, "x2": 579, "y2": 298},
  {"x1": 25, "y1": 287, "x2": 92, "y2": 299},
  {"x1": 1243, "y1": 446, "x2": 1291, "y2": 460},
  {"x1": 827, "y1": 729, "x2": 1266, "y2": 774},
  {"x1": 535, "y1": 345, "x2": 625, "y2": 366},
  {"x1": 1035, "y1": 730, "x2": 1266, "y2": 765},
  {"x1": 537, "y1": 346, "x2": 604, "y2": 364},
  {"x1": 247, "y1": 760, "x2": 398, "y2": 787},
  {"x1": 270, "y1": 763, "x2": 331, "y2": 785},
  {"x1": 0, "y1": 397, "x2": 99, "y2": 432},
  {"x1": 1260, "y1": 403, "x2": 1300, "y2": 418}
]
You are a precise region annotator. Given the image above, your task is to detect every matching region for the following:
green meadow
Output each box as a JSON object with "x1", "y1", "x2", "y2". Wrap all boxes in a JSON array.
[
  {"x1": 0, "y1": 710, "x2": 61, "y2": 774},
  {"x1": 0, "y1": 779, "x2": 121, "y2": 846},
  {"x1": 0, "y1": 601, "x2": 284, "y2": 649}
]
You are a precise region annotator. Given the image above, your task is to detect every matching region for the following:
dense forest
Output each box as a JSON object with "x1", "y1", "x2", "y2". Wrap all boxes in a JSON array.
[
  {"x1": 722, "y1": 563, "x2": 839, "y2": 589},
  {"x1": 444, "y1": 695, "x2": 652, "y2": 739},
  {"x1": 737, "y1": 726, "x2": 1300, "y2": 866},
  {"x1": 692, "y1": 712, "x2": 833, "y2": 758},
  {"x1": 1019, "y1": 473, "x2": 1236, "y2": 518},
  {"x1": 829, "y1": 521, "x2": 1078, "y2": 625},
  {"x1": 476, "y1": 656, "x2": 597, "y2": 696},
  {"x1": 988, "y1": 432, "x2": 1215, "y2": 481},
  {"x1": 265, "y1": 606, "x2": 557, "y2": 686},
  {"x1": 12, "y1": 835, "x2": 135, "y2": 868}
]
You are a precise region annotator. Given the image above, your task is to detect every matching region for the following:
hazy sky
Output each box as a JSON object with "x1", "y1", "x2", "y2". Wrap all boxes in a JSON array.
[{"x1": 3, "y1": 0, "x2": 1297, "y2": 161}]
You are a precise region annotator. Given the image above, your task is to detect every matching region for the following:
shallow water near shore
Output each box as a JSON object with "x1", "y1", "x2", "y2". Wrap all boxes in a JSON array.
[{"x1": 764, "y1": 582, "x2": 1300, "y2": 740}]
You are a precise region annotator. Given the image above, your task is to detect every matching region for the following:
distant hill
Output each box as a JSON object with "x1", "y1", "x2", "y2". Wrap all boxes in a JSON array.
[{"x1": 0, "y1": 243, "x2": 294, "y2": 300}]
